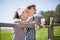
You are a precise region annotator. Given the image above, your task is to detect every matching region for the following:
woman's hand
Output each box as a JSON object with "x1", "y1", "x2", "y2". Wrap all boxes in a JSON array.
[{"x1": 23, "y1": 28, "x2": 27, "y2": 33}]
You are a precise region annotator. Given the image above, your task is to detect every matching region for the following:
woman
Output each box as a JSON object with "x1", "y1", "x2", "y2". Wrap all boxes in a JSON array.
[{"x1": 13, "y1": 8, "x2": 29, "y2": 40}]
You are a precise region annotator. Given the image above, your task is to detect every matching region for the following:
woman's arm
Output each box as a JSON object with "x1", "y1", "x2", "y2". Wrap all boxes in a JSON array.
[
  {"x1": 13, "y1": 18, "x2": 23, "y2": 23},
  {"x1": 13, "y1": 17, "x2": 34, "y2": 24},
  {"x1": 13, "y1": 18, "x2": 28, "y2": 24},
  {"x1": 18, "y1": 18, "x2": 33, "y2": 24},
  {"x1": 20, "y1": 16, "x2": 34, "y2": 24}
]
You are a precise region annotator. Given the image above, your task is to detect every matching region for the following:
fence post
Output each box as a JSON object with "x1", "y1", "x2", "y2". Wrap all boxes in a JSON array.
[
  {"x1": 0, "y1": 25, "x2": 1, "y2": 30},
  {"x1": 48, "y1": 17, "x2": 54, "y2": 40},
  {"x1": 0, "y1": 25, "x2": 1, "y2": 35}
]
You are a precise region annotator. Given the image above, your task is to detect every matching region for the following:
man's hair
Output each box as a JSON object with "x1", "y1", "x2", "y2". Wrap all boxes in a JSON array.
[{"x1": 27, "y1": 4, "x2": 36, "y2": 9}]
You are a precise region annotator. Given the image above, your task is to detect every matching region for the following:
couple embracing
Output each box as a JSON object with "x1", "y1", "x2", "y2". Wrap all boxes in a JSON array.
[{"x1": 13, "y1": 4, "x2": 40, "y2": 40}]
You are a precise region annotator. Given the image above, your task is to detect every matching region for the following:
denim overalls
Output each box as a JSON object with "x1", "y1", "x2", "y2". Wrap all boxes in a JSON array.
[{"x1": 26, "y1": 16, "x2": 38, "y2": 40}]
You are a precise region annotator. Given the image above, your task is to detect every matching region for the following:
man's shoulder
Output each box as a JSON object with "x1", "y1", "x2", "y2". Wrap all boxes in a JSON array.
[
  {"x1": 33, "y1": 16, "x2": 42, "y2": 22},
  {"x1": 34, "y1": 16, "x2": 41, "y2": 19}
]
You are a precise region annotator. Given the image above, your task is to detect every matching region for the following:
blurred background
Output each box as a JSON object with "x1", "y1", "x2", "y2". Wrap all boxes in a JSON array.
[{"x1": 0, "y1": 0, "x2": 60, "y2": 40}]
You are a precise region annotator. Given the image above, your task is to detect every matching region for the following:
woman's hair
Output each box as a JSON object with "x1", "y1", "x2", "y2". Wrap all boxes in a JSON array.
[
  {"x1": 13, "y1": 9, "x2": 28, "y2": 19},
  {"x1": 13, "y1": 11, "x2": 19, "y2": 19}
]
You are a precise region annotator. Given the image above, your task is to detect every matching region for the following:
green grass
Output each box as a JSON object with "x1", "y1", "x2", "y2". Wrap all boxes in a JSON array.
[
  {"x1": 0, "y1": 30, "x2": 13, "y2": 40},
  {"x1": 36, "y1": 28, "x2": 48, "y2": 40},
  {"x1": 53, "y1": 26, "x2": 60, "y2": 40},
  {"x1": 54, "y1": 26, "x2": 60, "y2": 36},
  {"x1": 0, "y1": 26, "x2": 60, "y2": 40},
  {"x1": 36, "y1": 26, "x2": 60, "y2": 40}
]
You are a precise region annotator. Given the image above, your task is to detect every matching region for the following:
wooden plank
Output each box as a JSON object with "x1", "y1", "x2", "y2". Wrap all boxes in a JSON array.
[
  {"x1": 0, "y1": 23, "x2": 34, "y2": 28},
  {"x1": 0, "y1": 22, "x2": 60, "y2": 28},
  {"x1": 44, "y1": 25, "x2": 50, "y2": 28},
  {"x1": 53, "y1": 23, "x2": 60, "y2": 26},
  {"x1": 0, "y1": 22, "x2": 50, "y2": 28},
  {"x1": 48, "y1": 26, "x2": 54, "y2": 40},
  {"x1": 48, "y1": 17, "x2": 54, "y2": 40},
  {"x1": 53, "y1": 36, "x2": 60, "y2": 38}
]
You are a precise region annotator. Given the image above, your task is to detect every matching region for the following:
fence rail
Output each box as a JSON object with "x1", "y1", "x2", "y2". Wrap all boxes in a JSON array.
[
  {"x1": 53, "y1": 23, "x2": 60, "y2": 26},
  {"x1": 0, "y1": 23, "x2": 60, "y2": 27},
  {"x1": 0, "y1": 23, "x2": 34, "y2": 28}
]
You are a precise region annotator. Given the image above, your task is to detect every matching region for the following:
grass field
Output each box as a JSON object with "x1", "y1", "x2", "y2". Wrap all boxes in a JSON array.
[{"x1": 0, "y1": 26, "x2": 60, "y2": 40}]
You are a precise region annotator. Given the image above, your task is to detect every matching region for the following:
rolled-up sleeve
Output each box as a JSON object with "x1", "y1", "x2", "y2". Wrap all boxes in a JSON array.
[{"x1": 13, "y1": 18, "x2": 22, "y2": 23}]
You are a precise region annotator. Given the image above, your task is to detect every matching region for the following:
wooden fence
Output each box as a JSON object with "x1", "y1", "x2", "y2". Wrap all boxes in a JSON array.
[
  {"x1": 0, "y1": 17, "x2": 60, "y2": 40},
  {"x1": 0, "y1": 22, "x2": 60, "y2": 40}
]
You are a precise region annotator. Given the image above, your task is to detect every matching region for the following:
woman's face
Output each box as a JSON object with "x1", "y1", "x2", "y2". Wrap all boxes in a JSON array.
[{"x1": 21, "y1": 10, "x2": 28, "y2": 18}]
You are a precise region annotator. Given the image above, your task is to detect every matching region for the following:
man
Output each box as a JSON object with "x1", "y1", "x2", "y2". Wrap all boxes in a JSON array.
[{"x1": 25, "y1": 4, "x2": 37, "y2": 40}]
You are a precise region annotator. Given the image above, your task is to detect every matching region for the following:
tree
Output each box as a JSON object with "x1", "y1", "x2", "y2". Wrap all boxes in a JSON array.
[
  {"x1": 40, "y1": 11, "x2": 55, "y2": 24},
  {"x1": 39, "y1": 4, "x2": 60, "y2": 24},
  {"x1": 56, "y1": 4, "x2": 60, "y2": 14},
  {"x1": 55, "y1": 4, "x2": 60, "y2": 23}
]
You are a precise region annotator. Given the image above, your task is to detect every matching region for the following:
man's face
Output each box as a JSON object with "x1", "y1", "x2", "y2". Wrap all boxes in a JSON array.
[{"x1": 30, "y1": 7, "x2": 36, "y2": 14}]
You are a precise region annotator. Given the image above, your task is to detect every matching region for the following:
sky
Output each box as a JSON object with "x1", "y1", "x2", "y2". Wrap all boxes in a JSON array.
[{"x1": 0, "y1": 0, "x2": 60, "y2": 23}]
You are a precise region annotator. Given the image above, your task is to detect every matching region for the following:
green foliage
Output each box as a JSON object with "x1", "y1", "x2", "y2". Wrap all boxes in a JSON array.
[
  {"x1": 40, "y1": 4, "x2": 60, "y2": 23},
  {"x1": 55, "y1": 4, "x2": 60, "y2": 23},
  {"x1": 56, "y1": 4, "x2": 60, "y2": 14},
  {"x1": 40, "y1": 11, "x2": 55, "y2": 24}
]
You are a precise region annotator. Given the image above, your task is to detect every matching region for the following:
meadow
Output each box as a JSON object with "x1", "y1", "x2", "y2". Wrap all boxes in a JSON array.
[{"x1": 0, "y1": 26, "x2": 60, "y2": 40}]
